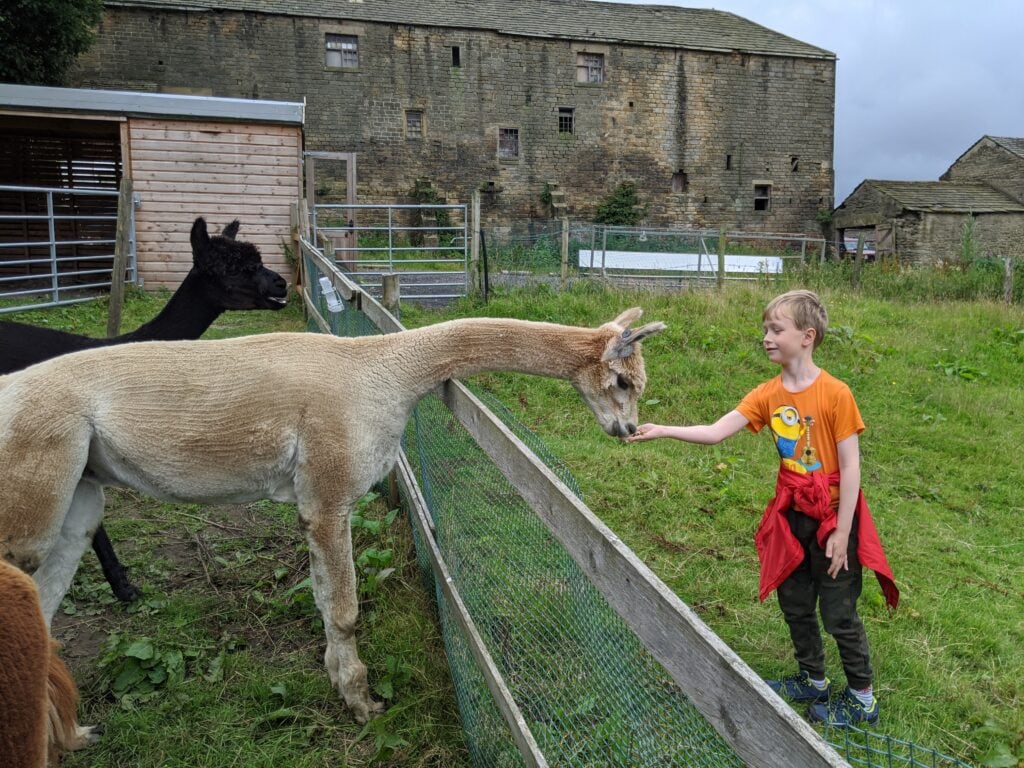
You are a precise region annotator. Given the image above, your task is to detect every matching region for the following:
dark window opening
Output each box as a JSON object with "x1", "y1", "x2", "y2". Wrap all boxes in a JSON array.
[
  {"x1": 498, "y1": 128, "x2": 520, "y2": 160},
  {"x1": 405, "y1": 110, "x2": 423, "y2": 138},
  {"x1": 451, "y1": 46, "x2": 461, "y2": 67},
  {"x1": 754, "y1": 184, "x2": 772, "y2": 211},
  {"x1": 672, "y1": 171, "x2": 689, "y2": 193},
  {"x1": 558, "y1": 107, "x2": 574, "y2": 134},
  {"x1": 790, "y1": 155, "x2": 799, "y2": 172},
  {"x1": 725, "y1": 154, "x2": 732, "y2": 170},
  {"x1": 325, "y1": 33, "x2": 358, "y2": 68}
]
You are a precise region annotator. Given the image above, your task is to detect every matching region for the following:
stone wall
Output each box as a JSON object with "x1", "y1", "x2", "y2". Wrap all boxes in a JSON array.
[
  {"x1": 942, "y1": 141, "x2": 1024, "y2": 206},
  {"x1": 71, "y1": 6, "x2": 835, "y2": 233}
]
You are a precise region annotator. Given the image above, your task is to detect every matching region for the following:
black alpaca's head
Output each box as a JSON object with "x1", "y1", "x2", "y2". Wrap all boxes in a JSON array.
[{"x1": 189, "y1": 217, "x2": 288, "y2": 311}]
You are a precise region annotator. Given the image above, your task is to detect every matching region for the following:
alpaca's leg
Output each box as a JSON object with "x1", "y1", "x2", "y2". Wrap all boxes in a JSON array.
[
  {"x1": 32, "y1": 481, "x2": 106, "y2": 627},
  {"x1": 302, "y1": 501, "x2": 383, "y2": 723},
  {"x1": 92, "y1": 525, "x2": 143, "y2": 602}
]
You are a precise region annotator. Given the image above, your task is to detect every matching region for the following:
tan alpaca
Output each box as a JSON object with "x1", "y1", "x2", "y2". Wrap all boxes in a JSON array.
[
  {"x1": 0, "y1": 561, "x2": 98, "y2": 767},
  {"x1": 0, "y1": 308, "x2": 664, "y2": 723}
]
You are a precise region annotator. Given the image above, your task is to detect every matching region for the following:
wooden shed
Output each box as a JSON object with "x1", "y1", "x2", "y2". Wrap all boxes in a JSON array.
[
  {"x1": 0, "y1": 84, "x2": 304, "y2": 289},
  {"x1": 832, "y1": 179, "x2": 1024, "y2": 265}
]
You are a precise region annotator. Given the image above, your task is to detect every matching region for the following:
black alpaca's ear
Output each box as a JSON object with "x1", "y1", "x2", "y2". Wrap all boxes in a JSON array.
[
  {"x1": 190, "y1": 217, "x2": 210, "y2": 254},
  {"x1": 221, "y1": 220, "x2": 240, "y2": 240}
]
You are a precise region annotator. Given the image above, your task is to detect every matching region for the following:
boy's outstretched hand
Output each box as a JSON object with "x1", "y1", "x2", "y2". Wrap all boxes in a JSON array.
[
  {"x1": 625, "y1": 424, "x2": 662, "y2": 442},
  {"x1": 825, "y1": 528, "x2": 850, "y2": 578}
]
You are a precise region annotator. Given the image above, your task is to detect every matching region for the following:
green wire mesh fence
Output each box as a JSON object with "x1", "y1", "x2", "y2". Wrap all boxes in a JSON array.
[{"x1": 302, "y1": 247, "x2": 974, "y2": 768}]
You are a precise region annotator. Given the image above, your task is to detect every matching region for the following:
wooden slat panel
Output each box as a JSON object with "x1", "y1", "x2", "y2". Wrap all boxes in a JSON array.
[{"x1": 129, "y1": 116, "x2": 300, "y2": 289}]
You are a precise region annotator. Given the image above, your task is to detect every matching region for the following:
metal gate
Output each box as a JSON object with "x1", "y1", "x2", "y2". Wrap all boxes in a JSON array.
[
  {"x1": 0, "y1": 183, "x2": 136, "y2": 313},
  {"x1": 312, "y1": 202, "x2": 469, "y2": 303}
]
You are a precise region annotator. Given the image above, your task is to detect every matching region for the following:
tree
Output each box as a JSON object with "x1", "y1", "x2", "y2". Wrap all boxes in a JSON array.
[
  {"x1": 594, "y1": 181, "x2": 646, "y2": 226},
  {"x1": 0, "y1": 0, "x2": 104, "y2": 86}
]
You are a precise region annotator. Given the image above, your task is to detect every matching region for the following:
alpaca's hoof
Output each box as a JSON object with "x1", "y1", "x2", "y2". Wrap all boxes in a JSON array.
[
  {"x1": 351, "y1": 698, "x2": 386, "y2": 724},
  {"x1": 112, "y1": 581, "x2": 143, "y2": 603},
  {"x1": 72, "y1": 724, "x2": 102, "y2": 750}
]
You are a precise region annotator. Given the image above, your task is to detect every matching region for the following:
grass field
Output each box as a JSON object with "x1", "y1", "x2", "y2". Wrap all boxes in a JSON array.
[{"x1": 5, "y1": 276, "x2": 1023, "y2": 767}]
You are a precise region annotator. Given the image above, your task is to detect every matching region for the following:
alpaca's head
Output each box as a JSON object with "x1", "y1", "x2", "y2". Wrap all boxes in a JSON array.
[
  {"x1": 189, "y1": 217, "x2": 289, "y2": 310},
  {"x1": 573, "y1": 307, "x2": 666, "y2": 438}
]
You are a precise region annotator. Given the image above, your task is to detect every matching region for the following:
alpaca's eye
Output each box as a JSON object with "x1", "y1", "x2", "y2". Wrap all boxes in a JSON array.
[{"x1": 616, "y1": 374, "x2": 630, "y2": 390}]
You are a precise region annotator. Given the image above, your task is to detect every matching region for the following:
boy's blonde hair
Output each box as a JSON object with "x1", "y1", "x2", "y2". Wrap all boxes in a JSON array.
[{"x1": 763, "y1": 289, "x2": 828, "y2": 348}]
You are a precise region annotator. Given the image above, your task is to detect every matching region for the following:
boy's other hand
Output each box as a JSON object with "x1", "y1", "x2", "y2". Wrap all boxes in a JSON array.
[
  {"x1": 825, "y1": 529, "x2": 850, "y2": 578},
  {"x1": 625, "y1": 423, "x2": 661, "y2": 442}
]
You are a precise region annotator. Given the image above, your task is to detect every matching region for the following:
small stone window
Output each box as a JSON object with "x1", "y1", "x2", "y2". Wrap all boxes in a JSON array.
[
  {"x1": 325, "y1": 34, "x2": 358, "y2": 69},
  {"x1": 405, "y1": 110, "x2": 423, "y2": 139},
  {"x1": 498, "y1": 128, "x2": 520, "y2": 160},
  {"x1": 754, "y1": 183, "x2": 772, "y2": 211},
  {"x1": 451, "y1": 46, "x2": 461, "y2": 67},
  {"x1": 576, "y1": 52, "x2": 604, "y2": 84},
  {"x1": 558, "y1": 107, "x2": 574, "y2": 134},
  {"x1": 725, "y1": 154, "x2": 733, "y2": 171},
  {"x1": 790, "y1": 155, "x2": 799, "y2": 172},
  {"x1": 672, "y1": 171, "x2": 689, "y2": 193}
]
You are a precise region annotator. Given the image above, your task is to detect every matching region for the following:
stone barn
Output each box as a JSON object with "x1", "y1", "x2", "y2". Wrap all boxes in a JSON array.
[
  {"x1": 0, "y1": 83, "x2": 304, "y2": 290},
  {"x1": 832, "y1": 180, "x2": 1024, "y2": 265},
  {"x1": 941, "y1": 135, "x2": 1024, "y2": 205},
  {"x1": 69, "y1": 0, "x2": 837, "y2": 235}
]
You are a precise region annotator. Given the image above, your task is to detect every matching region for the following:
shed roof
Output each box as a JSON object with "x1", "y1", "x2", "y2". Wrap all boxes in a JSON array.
[
  {"x1": 983, "y1": 136, "x2": 1024, "y2": 160},
  {"x1": 853, "y1": 180, "x2": 1024, "y2": 214},
  {"x1": 106, "y1": 0, "x2": 835, "y2": 60},
  {"x1": 0, "y1": 83, "x2": 305, "y2": 124}
]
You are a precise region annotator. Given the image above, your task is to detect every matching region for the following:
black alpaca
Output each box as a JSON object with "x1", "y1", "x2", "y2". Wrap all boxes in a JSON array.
[{"x1": 0, "y1": 217, "x2": 288, "y2": 602}]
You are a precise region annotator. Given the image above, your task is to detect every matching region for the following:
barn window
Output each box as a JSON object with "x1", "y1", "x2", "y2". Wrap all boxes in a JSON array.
[
  {"x1": 405, "y1": 110, "x2": 423, "y2": 138},
  {"x1": 325, "y1": 34, "x2": 358, "y2": 69},
  {"x1": 558, "y1": 107, "x2": 574, "y2": 134},
  {"x1": 672, "y1": 171, "x2": 689, "y2": 193},
  {"x1": 498, "y1": 128, "x2": 520, "y2": 160},
  {"x1": 725, "y1": 154, "x2": 732, "y2": 170},
  {"x1": 754, "y1": 183, "x2": 772, "y2": 211},
  {"x1": 790, "y1": 155, "x2": 799, "y2": 172},
  {"x1": 576, "y1": 52, "x2": 604, "y2": 83},
  {"x1": 451, "y1": 46, "x2": 461, "y2": 67}
]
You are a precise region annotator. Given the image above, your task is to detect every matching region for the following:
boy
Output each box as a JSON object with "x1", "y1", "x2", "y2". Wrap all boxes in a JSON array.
[{"x1": 626, "y1": 289, "x2": 898, "y2": 726}]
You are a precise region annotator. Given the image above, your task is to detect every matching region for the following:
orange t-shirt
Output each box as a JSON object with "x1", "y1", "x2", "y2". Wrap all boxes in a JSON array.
[{"x1": 736, "y1": 370, "x2": 864, "y2": 508}]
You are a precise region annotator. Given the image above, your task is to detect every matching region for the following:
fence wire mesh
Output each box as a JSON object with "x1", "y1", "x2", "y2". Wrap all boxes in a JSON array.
[{"x1": 302, "y1": 246, "x2": 975, "y2": 768}]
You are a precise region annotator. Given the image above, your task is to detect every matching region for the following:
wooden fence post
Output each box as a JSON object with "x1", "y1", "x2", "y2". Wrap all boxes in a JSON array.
[
  {"x1": 382, "y1": 272, "x2": 400, "y2": 314},
  {"x1": 852, "y1": 235, "x2": 864, "y2": 290},
  {"x1": 1004, "y1": 256, "x2": 1014, "y2": 304},
  {"x1": 107, "y1": 177, "x2": 133, "y2": 338},
  {"x1": 469, "y1": 189, "x2": 481, "y2": 296},
  {"x1": 560, "y1": 216, "x2": 569, "y2": 290},
  {"x1": 717, "y1": 230, "x2": 726, "y2": 290}
]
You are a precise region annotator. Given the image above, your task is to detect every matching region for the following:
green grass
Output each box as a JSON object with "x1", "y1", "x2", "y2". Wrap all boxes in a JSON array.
[
  {"x1": 6, "y1": 291, "x2": 468, "y2": 768},
  {"x1": 401, "y1": 281, "x2": 1024, "y2": 767}
]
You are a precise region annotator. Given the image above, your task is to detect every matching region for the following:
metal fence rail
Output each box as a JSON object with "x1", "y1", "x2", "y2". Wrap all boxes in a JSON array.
[
  {"x1": 0, "y1": 184, "x2": 136, "y2": 313},
  {"x1": 312, "y1": 202, "x2": 468, "y2": 302},
  {"x1": 300, "y1": 235, "x2": 973, "y2": 768}
]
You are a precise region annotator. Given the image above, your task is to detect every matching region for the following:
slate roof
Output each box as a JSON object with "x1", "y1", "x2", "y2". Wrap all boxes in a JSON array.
[
  {"x1": 107, "y1": 0, "x2": 834, "y2": 59},
  {"x1": 986, "y1": 136, "x2": 1024, "y2": 160},
  {"x1": 861, "y1": 180, "x2": 1024, "y2": 214}
]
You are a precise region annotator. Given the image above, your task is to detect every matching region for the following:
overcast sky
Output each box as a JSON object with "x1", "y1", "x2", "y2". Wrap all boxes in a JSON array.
[{"x1": 611, "y1": 0, "x2": 1024, "y2": 204}]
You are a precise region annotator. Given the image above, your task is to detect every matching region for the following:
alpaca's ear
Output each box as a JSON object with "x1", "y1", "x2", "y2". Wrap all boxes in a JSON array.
[
  {"x1": 602, "y1": 321, "x2": 666, "y2": 360},
  {"x1": 190, "y1": 217, "x2": 210, "y2": 254},
  {"x1": 611, "y1": 307, "x2": 643, "y2": 328},
  {"x1": 221, "y1": 220, "x2": 241, "y2": 240}
]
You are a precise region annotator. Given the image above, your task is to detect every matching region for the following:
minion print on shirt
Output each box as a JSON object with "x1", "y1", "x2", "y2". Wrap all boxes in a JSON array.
[{"x1": 770, "y1": 405, "x2": 823, "y2": 474}]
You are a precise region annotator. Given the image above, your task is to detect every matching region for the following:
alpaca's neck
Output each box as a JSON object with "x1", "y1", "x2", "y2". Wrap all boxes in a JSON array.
[
  {"x1": 118, "y1": 271, "x2": 222, "y2": 342},
  {"x1": 383, "y1": 318, "x2": 600, "y2": 402}
]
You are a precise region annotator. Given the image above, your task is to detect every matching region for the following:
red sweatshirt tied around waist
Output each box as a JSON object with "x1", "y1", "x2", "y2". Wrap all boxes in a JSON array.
[{"x1": 755, "y1": 466, "x2": 899, "y2": 609}]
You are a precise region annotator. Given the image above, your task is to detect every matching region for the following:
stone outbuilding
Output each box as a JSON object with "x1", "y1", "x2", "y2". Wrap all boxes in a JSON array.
[
  {"x1": 69, "y1": 0, "x2": 837, "y2": 235},
  {"x1": 0, "y1": 83, "x2": 304, "y2": 289},
  {"x1": 833, "y1": 136, "x2": 1024, "y2": 265}
]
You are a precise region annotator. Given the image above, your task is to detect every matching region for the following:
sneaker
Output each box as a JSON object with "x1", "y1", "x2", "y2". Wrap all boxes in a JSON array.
[
  {"x1": 808, "y1": 688, "x2": 880, "y2": 726},
  {"x1": 766, "y1": 671, "x2": 831, "y2": 703}
]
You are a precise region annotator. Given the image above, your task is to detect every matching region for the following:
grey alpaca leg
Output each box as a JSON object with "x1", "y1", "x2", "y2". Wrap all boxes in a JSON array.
[
  {"x1": 92, "y1": 525, "x2": 143, "y2": 602},
  {"x1": 33, "y1": 481, "x2": 106, "y2": 627},
  {"x1": 303, "y1": 502, "x2": 383, "y2": 723}
]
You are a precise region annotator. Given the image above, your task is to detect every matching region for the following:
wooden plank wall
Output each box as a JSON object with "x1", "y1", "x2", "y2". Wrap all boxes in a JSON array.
[{"x1": 127, "y1": 118, "x2": 301, "y2": 289}]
